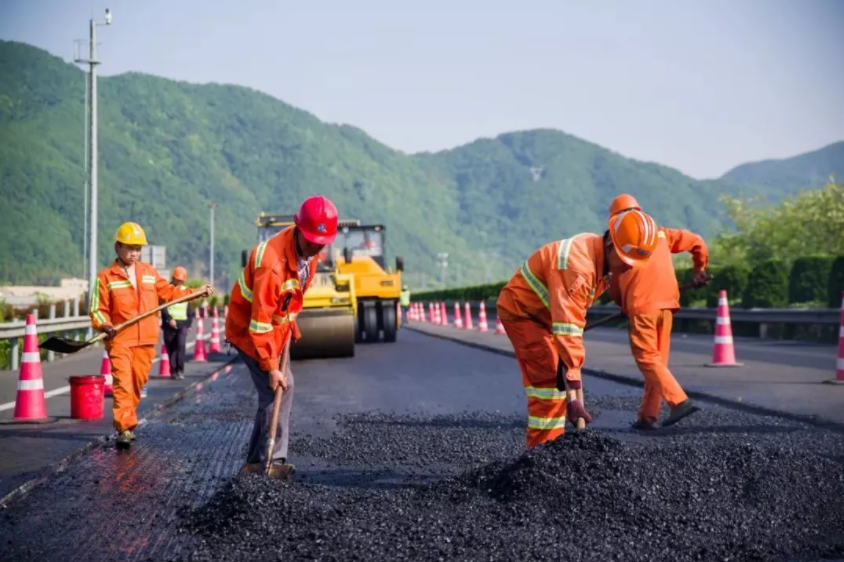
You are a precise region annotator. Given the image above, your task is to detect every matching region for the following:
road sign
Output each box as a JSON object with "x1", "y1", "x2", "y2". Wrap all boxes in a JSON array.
[{"x1": 141, "y1": 245, "x2": 166, "y2": 270}]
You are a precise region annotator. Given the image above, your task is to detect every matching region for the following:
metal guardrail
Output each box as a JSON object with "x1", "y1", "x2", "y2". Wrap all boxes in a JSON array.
[
  {"x1": 421, "y1": 300, "x2": 842, "y2": 327},
  {"x1": 0, "y1": 300, "x2": 93, "y2": 371}
]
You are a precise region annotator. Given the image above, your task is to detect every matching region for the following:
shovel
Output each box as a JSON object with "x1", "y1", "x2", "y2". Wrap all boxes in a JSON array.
[
  {"x1": 240, "y1": 332, "x2": 293, "y2": 479},
  {"x1": 39, "y1": 289, "x2": 210, "y2": 354}
]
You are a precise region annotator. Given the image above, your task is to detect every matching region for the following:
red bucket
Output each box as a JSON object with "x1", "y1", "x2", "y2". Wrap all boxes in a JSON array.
[{"x1": 69, "y1": 375, "x2": 105, "y2": 420}]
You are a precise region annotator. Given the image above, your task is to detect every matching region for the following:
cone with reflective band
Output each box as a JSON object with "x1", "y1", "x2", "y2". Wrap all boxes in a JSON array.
[
  {"x1": 495, "y1": 315, "x2": 506, "y2": 335},
  {"x1": 454, "y1": 302, "x2": 463, "y2": 329},
  {"x1": 14, "y1": 314, "x2": 48, "y2": 421},
  {"x1": 464, "y1": 302, "x2": 474, "y2": 330},
  {"x1": 433, "y1": 302, "x2": 441, "y2": 325},
  {"x1": 477, "y1": 302, "x2": 489, "y2": 332},
  {"x1": 440, "y1": 302, "x2": 448, "y2": 326},
  {"x1": 825, "y1": 291, "x2": 844, "y2": 384},
  {"x1": 158, "y1": 342, "x2": 171, "y2": 377},
  {"x1": 193, "y1": 316, "x2": 208, "y2": 362},
  {"x1": 705, "y1": 290, "x2": 742, "y2": 367},
  {"x1": 100, "y1": 350, "x2": 114, "y2": 396},
  {"x1": 209, "y1": 307, "x2": 222, "y2": 353}
]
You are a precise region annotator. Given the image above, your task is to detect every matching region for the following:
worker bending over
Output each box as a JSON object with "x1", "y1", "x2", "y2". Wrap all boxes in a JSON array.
[
  {"x1": 226, "y1": 195, "x2": 339, "y2": 480},
  {"x1": 607, "y1": 195, "x2": 710, "y2": 429},
  {"x1": 90, "y1": 223, "x2": 212, "y2": 449},
  {"x1": 497, "y1": 210, "x2": 659, "y2": 448},
  {"x1": 161, "y1": 266, "x2": 192, "y2": 381}
]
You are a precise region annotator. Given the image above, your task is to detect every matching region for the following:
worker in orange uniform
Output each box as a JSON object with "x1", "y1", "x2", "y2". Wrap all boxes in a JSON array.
[
  {"x1": 226, "y1": 195, "x2": 338, "y2": 480},
  {"x1": 90, "y1": 222, "x2": 213, "y2": 449},
  {"x1": 606, "y1": 194, "x2": 711, "y2": 430},
  {"x1": 161, "y1": 266, "x2": 192, "y2": 381},
  {"x1": 497, "y1": 210, "x2": 660, "y2": 448}
]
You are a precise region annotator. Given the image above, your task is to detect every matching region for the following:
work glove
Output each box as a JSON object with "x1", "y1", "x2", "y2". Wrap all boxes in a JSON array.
[
  {"x1": 566, "y1": 399, "x2": 593, "y2": 425},
  {"x1": 692, "y1": 270, "x2": 713, "y2": 288}
]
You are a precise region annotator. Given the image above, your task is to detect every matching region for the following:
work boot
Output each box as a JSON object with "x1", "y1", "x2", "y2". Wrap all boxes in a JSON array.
[
  {"x1": 116, "y1": 430, "x2": 133, "y2": 450},
  {"x1": 267, "y1": 462, "x2": 296, "y2": 481},
  {"x1": 631, "y1": 418, "x2": 658, "y2": 431},
  {"x1": 662, "y1": 400, "x2": 701, "y2": 427},
  {"x1": 239, "y1": 462, "x2": 265, "y2": 476}
]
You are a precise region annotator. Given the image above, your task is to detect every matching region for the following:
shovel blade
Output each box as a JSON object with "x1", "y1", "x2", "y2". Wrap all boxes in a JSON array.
[{"x1": 39, "y1": 336, "x2": 95, "y2": 354}]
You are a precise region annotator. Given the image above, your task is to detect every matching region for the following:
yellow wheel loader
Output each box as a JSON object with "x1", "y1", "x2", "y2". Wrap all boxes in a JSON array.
[
  {"x1": 241, "y1": 213, "x2": 358, "y2": 360},
  {"x1": 335, "y1": 223, "x2": 404, "y2": 344}
]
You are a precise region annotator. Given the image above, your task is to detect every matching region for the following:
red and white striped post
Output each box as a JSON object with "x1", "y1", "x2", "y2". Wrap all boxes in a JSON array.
[{"x1": 825, "y1": 291, "x2": 844, "y2": 385}]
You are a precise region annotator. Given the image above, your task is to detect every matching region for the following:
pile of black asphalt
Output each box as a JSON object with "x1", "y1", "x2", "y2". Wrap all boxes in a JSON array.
[{"x1": 175, "y1": 406, "x2": 844, "y2": 562}]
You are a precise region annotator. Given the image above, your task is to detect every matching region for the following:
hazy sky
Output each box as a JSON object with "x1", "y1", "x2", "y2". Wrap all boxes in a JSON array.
[{"x1": 1, "y1": 0, "x2": 842, "y2": 179}]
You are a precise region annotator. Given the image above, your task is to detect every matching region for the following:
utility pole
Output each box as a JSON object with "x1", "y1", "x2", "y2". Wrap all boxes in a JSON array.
[
  {"x1": 209, "y1": 202, "x2": 218, "y2": 287},
  {"x1": 75, "y1": 8, "x2": 112, "y2": 301},
  {"x1": 436, "y1": 253, "x2": 449, "y2": 289}
]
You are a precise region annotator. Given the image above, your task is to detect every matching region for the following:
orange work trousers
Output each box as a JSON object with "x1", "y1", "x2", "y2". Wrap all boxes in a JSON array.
[
  {"x1": 107, "y1": 344, "x2": 156, "y2": 433},
  {"x1": 627, "y1": 310, "x2": 688, "y2": 422},
  {"x1": 499, "y1": 311, "x2": 568, "y2": 448}
]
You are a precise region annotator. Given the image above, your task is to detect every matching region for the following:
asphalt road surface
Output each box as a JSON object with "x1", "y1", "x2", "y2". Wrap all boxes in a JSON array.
[{"x1": 1, "y1": 329, "x2": 843, "y2": 562}]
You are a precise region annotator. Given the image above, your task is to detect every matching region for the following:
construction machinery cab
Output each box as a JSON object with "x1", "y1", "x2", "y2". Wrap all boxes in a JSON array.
[{"x1": 335, "y1": 224, "x2": 404, "y2": 344}]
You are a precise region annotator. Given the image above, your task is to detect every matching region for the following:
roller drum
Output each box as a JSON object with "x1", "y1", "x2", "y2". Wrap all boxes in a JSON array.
[{"x1": 290, "y1": 309, "x2": 356, "y2": 360}]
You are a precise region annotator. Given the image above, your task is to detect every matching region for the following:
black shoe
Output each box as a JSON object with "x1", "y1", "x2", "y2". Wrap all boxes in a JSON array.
[
  {"x1": 631, "y1": 418, "x2": 658, "y2": 431},
  {"x1": 662, "y1": 400, "x2": 701, "y2": 427},
  {"x1": 116, "y1": 430, "x2": 133, "y2": 449}
]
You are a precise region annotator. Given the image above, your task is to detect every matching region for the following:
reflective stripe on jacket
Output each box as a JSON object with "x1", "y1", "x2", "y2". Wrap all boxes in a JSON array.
[
  {"x1": 497, "y1": 233, "x2": 609, "y2": 384},
  {"x1": 225, "y1": 226, "x2": 318, "y2": 372},
  {"x1": 90, "y1": 260, "x2": 192, "y2": 347}
]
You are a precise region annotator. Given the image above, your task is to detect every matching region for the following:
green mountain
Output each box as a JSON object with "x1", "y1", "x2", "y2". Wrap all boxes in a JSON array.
[
  {"x1": 0, "y1": 40, "x2": 840, "y2": 290},
  {"x1": 721, "y1": 141, "x2": 844, "y2": 197}
]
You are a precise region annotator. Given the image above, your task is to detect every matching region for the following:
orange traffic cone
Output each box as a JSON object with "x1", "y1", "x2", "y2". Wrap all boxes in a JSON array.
[
  {"x1": 464, "y1": 302, "x2": 473, "y2": 330},
  {"x1": 100, "y1": 351, "x2": 113, "y2": 396},
  {"x1": 159, "y1": 342, "x2": 171, "y2": 377},
  {"x1": 495, "y1": 315, "x2": 506, "y2": 335},
  {"x1": 209, "y1": 307, "x2": 222, "y2": 353},
  {"x1": 454, "y1": 302, "x2": 463, "y2": 329},
  {"x1": 13, "y1": 314, "x2": 50, "y2": 422},
  {"x1": 477, "y1": 302, "x2": 489, "y2": 332},
  {"x1": 440, "y1": 302, "x2": 448, "y2": 326},
  {"x1": 825, "y1": 291, "x2": 844, "y2": 385},
  {"x1": 193, "y1": 318, "x2": 208, "y2": 362},
  {"x1": 705, "y1": 290, "x2": 743, "y2": 367}
]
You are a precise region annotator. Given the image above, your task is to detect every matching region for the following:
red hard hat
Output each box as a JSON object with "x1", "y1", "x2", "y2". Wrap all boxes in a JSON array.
[{"x1": 294, "y1": 195, "x2": 339, "y2": 245}]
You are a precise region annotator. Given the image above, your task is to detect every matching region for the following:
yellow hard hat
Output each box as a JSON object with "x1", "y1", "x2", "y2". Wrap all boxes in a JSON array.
[{"x1": 114, "y1": 222, "x2": 148, "y2": 246}]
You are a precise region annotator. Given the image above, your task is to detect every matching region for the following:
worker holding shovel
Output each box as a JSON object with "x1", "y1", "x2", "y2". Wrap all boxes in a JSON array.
[
  {"x1": 89, "y1": 222, "x2": 213, "y2": 449},
  {"x1": 496, "y1": 210, "x2": 659, "y2": 448},
  {"x1": 226, "y1": 195, "x2": 339, "y2": 480},
  {"x1": 606, "y1": 195, "x2": 711, "y2": 430}
]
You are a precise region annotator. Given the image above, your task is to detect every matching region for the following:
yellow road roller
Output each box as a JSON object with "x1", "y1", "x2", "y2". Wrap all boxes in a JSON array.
[
  {"x1": 242, "y1": 213, "x2": 358, "y2": 360},
  {"x1": 335, "y1": 223, "x2": 404, "y2": 344}
]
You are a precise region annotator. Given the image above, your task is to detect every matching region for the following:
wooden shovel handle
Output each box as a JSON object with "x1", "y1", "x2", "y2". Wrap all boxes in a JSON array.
[
  {"x1": 584, "y1": 280, "x2": 707, "y2": 331},
  {"x1": 104, "y1": 289, "x2": 209, "y2": 337}
]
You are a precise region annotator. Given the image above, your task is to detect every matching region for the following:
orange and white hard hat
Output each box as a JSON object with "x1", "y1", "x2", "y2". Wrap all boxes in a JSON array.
[
  {"x1": 172, "y1": 266, "x2": 188, "y2": 282},
  {"x1": 608, "y1": 209, "x2": 659, "y2": 267},
  {"x1": 608, "y1": 193, "x2": 642, "y2": 218}
]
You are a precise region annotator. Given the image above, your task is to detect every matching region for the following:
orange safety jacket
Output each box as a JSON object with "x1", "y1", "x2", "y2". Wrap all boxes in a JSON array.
[
  {"x1": 90, "y1": 260, "x2": 192, "y2": 347},
  {"x1": 497, "y1": 233, "x2": 610, "y2": 383},
  {"x1": 609, "y1": 227, "x2": 708, "y2": 317},
  {"x1": 225, "y1": 225, "x2": 318, "y2": 372}
]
